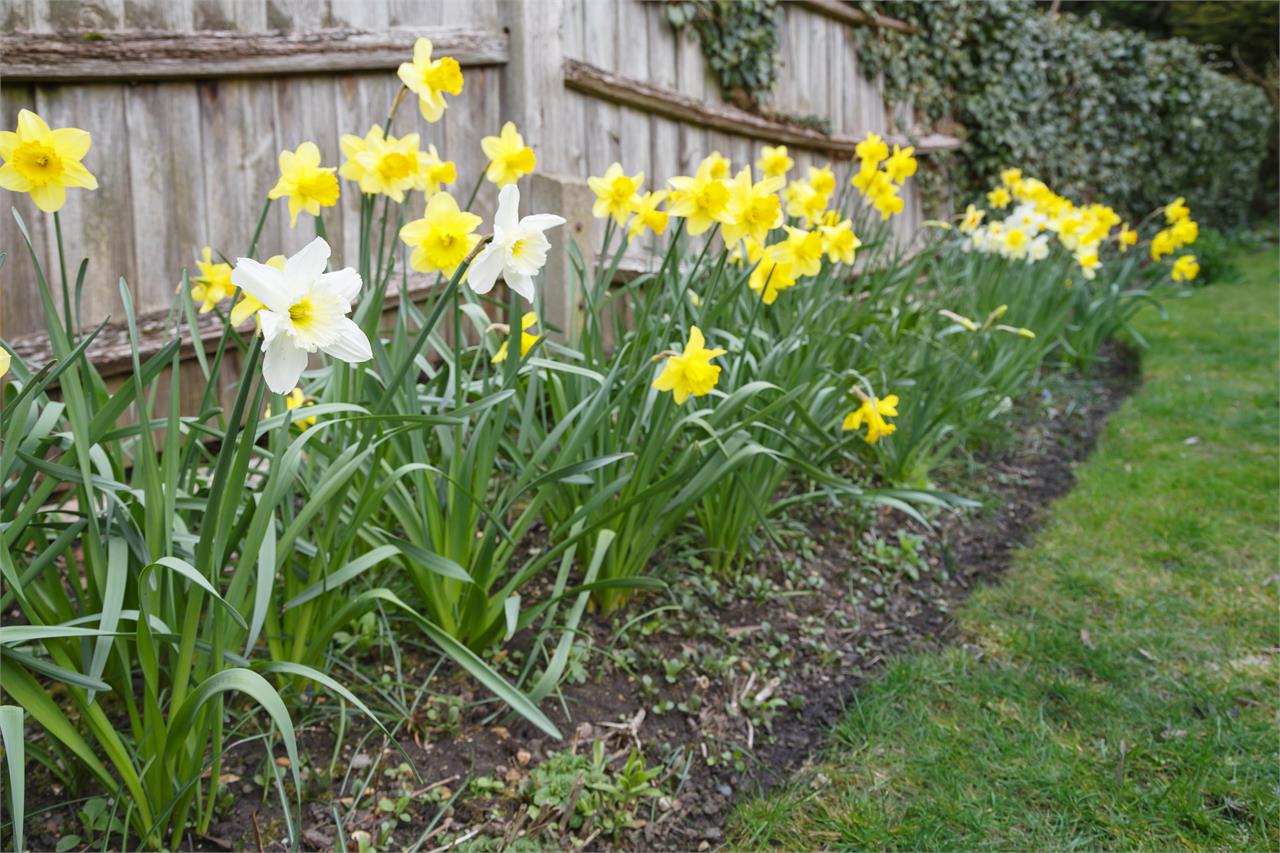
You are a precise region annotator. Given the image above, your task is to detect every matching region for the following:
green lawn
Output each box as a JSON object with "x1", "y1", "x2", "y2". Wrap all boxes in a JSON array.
[{"x1": 729, "y1": 246, "x2": 1280, "y2": 851}]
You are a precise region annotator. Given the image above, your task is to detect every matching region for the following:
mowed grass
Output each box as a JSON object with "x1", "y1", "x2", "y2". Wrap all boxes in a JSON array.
[{"x1": 729, "y1": 245, "x2": 1280, "y2": 851}]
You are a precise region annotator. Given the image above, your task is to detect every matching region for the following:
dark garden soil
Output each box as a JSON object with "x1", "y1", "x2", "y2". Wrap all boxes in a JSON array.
[{"x1": 22, "y1": 346, "x2": 1140, "y2": 853}]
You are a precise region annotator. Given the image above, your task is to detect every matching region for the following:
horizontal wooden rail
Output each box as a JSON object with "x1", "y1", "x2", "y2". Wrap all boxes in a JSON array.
[
  {"x1": 797, "y1": 0, "x2": 920, "y2": 35},
  {"x1": 0, "y1": 27, "x2": 508, "y2": 82},
  {"x1": 563, "y1": 59, "x2": 960, "y2": 156}
]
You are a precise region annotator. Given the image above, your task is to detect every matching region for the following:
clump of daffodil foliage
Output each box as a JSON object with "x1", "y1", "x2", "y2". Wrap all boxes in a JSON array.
[{"x1": 0, "y1": 33, "x2": 1204, "y2": 852}]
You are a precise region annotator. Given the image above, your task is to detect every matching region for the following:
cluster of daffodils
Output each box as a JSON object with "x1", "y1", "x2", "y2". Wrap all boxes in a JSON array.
[
  {"x1": 960, "y1": 168, "x2": 1199, "y2": 283},
  {"x1": 850, "y1": 132, "x2": 916, "y2": 221}
]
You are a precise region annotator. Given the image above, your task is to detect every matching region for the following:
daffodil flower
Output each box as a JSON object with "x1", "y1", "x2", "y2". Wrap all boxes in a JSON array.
[
  {"x1": 467, "y1": 184, "x2": 565, "y2": 303},
  {"x1": 1171, "y1": 254, "x2": 1199, "y2": 283},
  {"x1": 268, "y1": 142, "x2": 340, "y2": 227},
  {"x1": 843, "y1": 393, "x2": 899, "y2": 443},
  {"x1": 628, "y1": 190, "x2": 669, "y2": 239},
  {"x1": 231, "y1": 254, "x2": 285, "y2": 325},
  {"x1": 668, "y1": 161, "x2": 730, "y2": 236},
  {"x1": 721, "y1": 167, "x2": 784, "y2": 248},
  {"x1": 987, "y1": 187, "x2": 1011, "y2": 209},
  {"x1": 588, "y1": 162, "x2": 644, "y2": 225},
  {"x1": 884, "y1": 145, "x2": 917, "y2": 185},
  {"x1": 190, "y1": 247, "x2": 235, "y2": 313},
  {"x1": 231, "y1": 237, "x2": 372, "y2": 394},
  {"x1": 757, "y1": 145, "x2": 793, "y2": 178},
  {"x1": 492, "y1": 312, "x2": 541, "y2": 364},
  {"x1": 854, "y1": 132, "x2": 888, "y2": 168},
  {"x1": 0, "y1": 109, "x2": 98, "y2": 213},
  {"x1": 652, "y1": 326, "x2": 726, "y2": 404},
  {"x1": 1164, "y1": 196, "x2": 1190, "y2": 223},
  {"x1": 397, "y1": 37, "x2": 464, "y2": 123},
  {"x1": 819, "y1": 217, "x2": 861, "y2": 265},
  {"x1": 399, "y1": 191, "x2": 482, "y2": 277},
  {"x1": 481, "y1": 122, "x2": 536, "y2": 187},
  {"x1": 807, "y1": 163, "x2": 836, "y2": 196}
]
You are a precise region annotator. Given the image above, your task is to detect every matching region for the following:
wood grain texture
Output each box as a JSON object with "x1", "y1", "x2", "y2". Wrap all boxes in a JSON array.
[
  {"x1": 1, "y1": 27, "x2": 509, "y2": 81},
  {"x1": 563, "y1": 59, "x2": 962, "y2": 156},
  {"x1": 796, "y1": 0, "x2": 919, "y2": 35}
]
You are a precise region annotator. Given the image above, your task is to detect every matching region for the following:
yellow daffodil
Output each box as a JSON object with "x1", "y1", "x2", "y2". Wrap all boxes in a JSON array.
[
  {"x1": 1164, "y1": 196, "x2": 1190, "y2": 223},
  {"x1": 653, "y1": 325, "x2": 726, "y2": 404},
  {"x1": 783, "y1": 180, "x2": 828, "y2": 226},
  {"x1": 492, "y1": 311, "x2": 541, "y2": 364},
  {"x1": 1170, "y1": 217, "x2": 1198, "y2": 248},
  {"x1": 701, "y1": 150, "x2": 731, "y2": 179},
  {"x1": 231, "y1": 254, "x2": 285, "y2": 325},
  {"x1": 268, "y1": 142, "x2": 339, "y2": 227},
  {"x1": 855, "y1": 132, "x2": 888, "y2": 168},
  {"x1": 0, "y1": 109, "x2": 98, "y2": 213},
  {"x1": 748, "y1": 245, "x2": 798, "y2": 305},
  {"x1": 416, "y1": 144, "x2": 457, "y2": 195},
  {"x1": 189, "y1": 247, "x2": 234, "y2": 313},
  {"x1": 774, "y1": 226, "x2": 823, "y2": 278},
  {"x1": 987, "y1": 187, "x2": 1011, "y2": 209},
  {"x1": 339, "y1": 125, "x2": 422, "y2": 202},
  {"x1": 397, "y1": 37, "x2": 463, "y2": 122},
  {"x1": 399, "y1": 191, "x2": 482, "y2": 277},
  {"x1": 668, "y1": 161, "x2": 730, "y2": 235},
  {"x1": 884, "y1": 145, "x2": 917, "y2": 185},
  {"x1": 721, "y1": 167, "x2": 784, "y2": 248},
  {"x1": 1000, "y1": 167, "x2": 1022, "y2": 187},
  {"x1": 819, "y1": 218, "x2": 861, "y2": 265},
  {"x1": 481, "y1": 121, "x2": 536, "y2": 187},
  {"x1": 1075, "y1": 248, "x2": 1101, "y2": 280},
  {"x1": 1171, "y1": 254, "x2": 1199, "y2": 283},
  {"x1": 269, "y1": 387, "x2": 317, "y2": 430},
  {"x1": 757, "y1": 144, "x2": 793, "y2": 178},
  {"x1": 1150, "y1": 229, "x2": 1176, "y2": 260},
  {"x1": 843, "y1": 392, "x2": 898, "y2": 443},
  {"x1": 1118, "y1": 223, "x2": 1137, "y2": 251},
  {"x1": 865, "y1": 174, "x2": 904, "y2": 219},
  {"x1": 960, "y1": 204, "x2": 985, "y2": 234},
  {"x1": 628, "y1": 190, "x2": 669, "y2": 239},
  {"x1": 588, "y1": 162, "x2": 644, "y2": 225},
  {"x1": 808, "y1": 164, "x2": 836, "y2": 196}
]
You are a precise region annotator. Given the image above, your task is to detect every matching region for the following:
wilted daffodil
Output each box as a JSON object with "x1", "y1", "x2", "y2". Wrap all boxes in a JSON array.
[
  {"x1": 652, "y1": 325, "x2": 725, "y2": 404},
  {"x1": 268, "y1": 142, "x2": 340, "y2": 227},
  {"x1": 231, "y1": 254, "x2": 285, "y2": 325},
  {"x1": 668, "y1": 161, "x2": 730, "y2": 235},
  {"x1": 340, "y1": 125, "x2": 422, "y2": 202},
  {"x1": 231, "y1": 237, "x2": 372, "y2": 394},
  {"x1": 468, "y1": 183, "x2": 566, "y2": 302},
  {"x1": 0, "y1": 109, "x2": 98, "y2": 213},
  {"x1": 721, "y1": 167, "x2": 784, "y2": 248},
  {"x1": 189, "y1": 247, "x2": 235, "y2": 313},
  {"x1": 843, "y1": 391, "x2": 899, "y2": 443},
  {"x1": 1171, "y1": 254, "x2": 1199, "y2": 283},
  {"x1": 628, "y1": 190, "x2": 669, "y2": 239},
  {"x1": 399, "y1": 191, "x2": 482, "y2": 277},
  {"x1": 757, "y1": 144, "x2": 794, "y2": 178},
  {"x1": 397, "y1": 37, "x2": 464, "y2": 123},
  {"x1": 819, "y1": 217, "x2": 861, "y2": 265},
  {"x1": 588, "y1": 162, "x2": 644, "y2": 225},
  {"x1": 481, "y1": 122, "x2": 536, "y2": 187},
  {"x1": 492, "y1": 311, "x2": 541, "y2": 364},
  {"x1": 884, "y1": 145, "x2": 917, "y2": 185}
]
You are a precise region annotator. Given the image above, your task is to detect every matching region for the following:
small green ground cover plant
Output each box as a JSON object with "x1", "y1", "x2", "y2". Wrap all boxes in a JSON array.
[{"x1": 728, "y1": 244, "x2": 1280, "y2": 850}]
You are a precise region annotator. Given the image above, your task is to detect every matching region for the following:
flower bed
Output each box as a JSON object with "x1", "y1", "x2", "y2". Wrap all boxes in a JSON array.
[{"x1": 0, "y1": 37, "x2": 1202, "y2": 851}]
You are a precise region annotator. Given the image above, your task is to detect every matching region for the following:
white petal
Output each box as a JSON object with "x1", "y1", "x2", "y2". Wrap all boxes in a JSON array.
[
  {"x1": 495, "y1": 184, "x2": 519, "y2": 233},
  {"x1": 232, "y1": 259, "x2": 293, "y2": 314},
  {"x1": 322, "y1": 317, "x2": 373, "y2": 363},
  {"x1": 262, "y1": 333, "x2": 309, "y2": 394},
  {"x1": 318, "y1": 267, "x2": 362, "y2": 304},
  {"x1": 520, "y1": 214, "x2": 565, "y2": 233},
  {"x1": 504, "y1": 271, "x2": 535, "y2": 303},
  {"x1": 466, "y1": 244, "x2": 504, "y2": 295},
  {"x1": 285, "y1": 237, "x2": 331, "y2": 286},
  {"x1": 258, "y1": 309, "x2": 282, "y2": 342}
]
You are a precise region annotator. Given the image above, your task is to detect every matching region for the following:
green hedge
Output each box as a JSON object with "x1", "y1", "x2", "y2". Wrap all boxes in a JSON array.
[{"x1": 849, "y1": 0, "x2": 1272, "y2": 228}]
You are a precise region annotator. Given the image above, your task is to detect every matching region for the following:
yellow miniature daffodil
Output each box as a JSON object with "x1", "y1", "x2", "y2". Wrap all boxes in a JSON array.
[
  {"x1": 416, "y1": 144, "x2": 457, "y2": 196},
  {"x1": 588, "y1": 162, "x2": 644, "y2": 225},
  {"x1": 757, "y1": 144, "x2": 794, "y2": 178},
  {"x1": 1150, "y1": 228, "x2": 1176, "y2": 260},
  {"x1": 783, "y1": 179, "x2": 828, "y2": 226},
  {"x1": 628, "y1": 190, "x2": 669, "y2": 239},
  {"x1": 1170, "y1": 217, "x2": 1198, "y2": 248},
  {"x1": 399, "y1": 191, "x2": 483, "y2": 277},
  {"x1": 492, "y1": 311, "x2": 541, "y2": 364},
  {"x1": 747, "y1": 245, "x2": 798, "y2": 305},
  {"x1": 1000, "y1": 167, "x2": 1022, "y2": 187},
  {"x1": 0, "y1": 109, "x2": 98, "y2": 213},
  {"x1": 773, "y1": 226, "x2": 824, "y2": 278},
  {"x1": 1164, "y1": 196, "x2": 1190, "y2": 223},
  {"x1": 653, "y1": 325, "x2": 726, "y2": 404},
  {"x1": 843, "y1": 392, "x2": 898, "y2": 443},
  {"x1": 1075, "y1": 247, "x2": 1101, "y2": 280},
  {"x1": 808, "y1": 163, "x2": 836, "y2": 197},
  {"x1": 987, "y1": 187, "x2": 1011, "y2": 209},
  {"x1": 721, "y1": 167, "x2": 784, "y2": 248},
  {"x1": 701, "y1": 150, "x2": 731, "y2": 179},
  {"x1": 339, "y1": 125, "x2": 422, "y2": 202},
  {"x1": 854, "y1": 132, "x2": 889, "y2": 168},
  {"x1": 397, "y1": 37, "x2": 464, "y2": 123},
  {"x1": 481, "y1": 121, "x2": 536, "y2": 187},
  {"x1": 960, "y1": 204, "x2": 985, "y2": 234},
  {"x1": 268, "y1": 142, "x2": 340, "y2": 227},
  {"x1": 1118, "y1": 223, "x2": 1137, "y2": 251}
]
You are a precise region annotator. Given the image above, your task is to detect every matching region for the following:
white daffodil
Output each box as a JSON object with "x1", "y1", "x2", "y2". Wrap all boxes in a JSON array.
[
  {"x1": 467, "y1": 183, "x2": 565, "y2": 303},
  {"x1": 231, "y1": 237, "x2": 372, "y2": 394}
]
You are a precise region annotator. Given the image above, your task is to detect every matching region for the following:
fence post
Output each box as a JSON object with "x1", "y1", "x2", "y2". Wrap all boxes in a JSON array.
[
  {"x1": 528, "y1": 173, "x2": 594, "y2": 341},
  {"x1": 497, "y1": 0, "x2": 569, "y2": 173}
]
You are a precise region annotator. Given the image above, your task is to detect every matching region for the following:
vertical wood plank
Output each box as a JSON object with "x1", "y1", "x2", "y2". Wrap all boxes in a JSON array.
[{"x1": 0, "y1": 85, "x2": 53, "y2": 340}]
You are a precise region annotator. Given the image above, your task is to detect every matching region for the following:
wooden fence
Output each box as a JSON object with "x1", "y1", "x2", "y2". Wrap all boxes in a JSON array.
[{"x1": 1, "y1": 0, "x2": 959, "y2": 377}]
